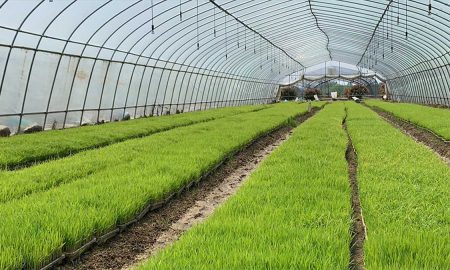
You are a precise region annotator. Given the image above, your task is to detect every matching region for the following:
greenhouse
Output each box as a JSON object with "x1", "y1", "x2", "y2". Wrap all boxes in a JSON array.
[{"x1": 0, "y1": 0, "x2": 449, "y2": 269}]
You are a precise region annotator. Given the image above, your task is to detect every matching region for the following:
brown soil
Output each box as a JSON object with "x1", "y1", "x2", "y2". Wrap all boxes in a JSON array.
[
  {"x1": 380, "y1": 100, "x2": 450, "y2": 110},
  {"x1": 370, "y1": 106, "x2": 450, "y2": 165},
  {"x1": 6, "y1": 107, "x2": 271, "y2": 171},
  {"x1": 343, "y1": 119, "x2": 366, "y2": 270},
  {"x1": 423, "y1": 103, "x2": 450, "y2": 110},
  {"x1": 57, "y1": 109, "x2": 319, "y2": 270}
]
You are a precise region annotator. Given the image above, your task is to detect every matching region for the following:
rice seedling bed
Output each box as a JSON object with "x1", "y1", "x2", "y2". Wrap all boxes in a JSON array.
[
  {"x1": 0, "y1": 103, "x2": 310, "y2": 269},
  {"x1": 369, "y1": 105, "x2": 450, "y2": 164},
  {"x1": 0, "y1": 107, "x2": 255, "y2": 204},
  {"x1": 0, "y1": 103, "x2": 326, "y2": 206},
  {"x1": 58, "y1": 107, "x2": 321, "y2": 270},
  {"x1": 366, "y1": 100, "x2": 450, "y2": 141},
  {"x1": 345, "y1": 103, "x2": 450, "y2": 269},
  {"x1": 137, "y1": 102, "x2": 351, "y2": 270},
  {"x1": 6, "y1": 100, "x2": 447, "y2": 269},
  {"x1": 0, "y1": 105, "x2": 268, "y2": 170}
]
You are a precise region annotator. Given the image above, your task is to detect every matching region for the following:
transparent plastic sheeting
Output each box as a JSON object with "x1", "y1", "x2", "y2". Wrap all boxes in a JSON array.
[
  {"x1": 279, "y1": 61, "x2": 381, "y2": 85},
  {"x1": 0, "y1": 1, "x2": 449, "y2": 133},
  {"x1": 279, "y1": 62, "x2": 381, "y2": 97}
]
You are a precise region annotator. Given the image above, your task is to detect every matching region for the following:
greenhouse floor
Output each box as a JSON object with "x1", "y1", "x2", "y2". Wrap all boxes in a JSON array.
[
  {"x1": 59, "y1": 107, "x2": 320, "y2": 269},
  {"x1": 370, "y1": 106, "x2": 450, "y2": 164},
  {"x1": 1, "y1": 101, "x2": 449, "y2": 269}
]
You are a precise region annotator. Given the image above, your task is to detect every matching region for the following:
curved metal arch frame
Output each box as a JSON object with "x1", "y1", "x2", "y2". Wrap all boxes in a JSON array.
[
  {"x1": 0, "y1": 0, "x2": 295, "y2": 132},
  {"x1": 305, "y1": 76, "x2": 378, "y2": 90},
  {"x1": 193, "y1": 0, "x2": 450, "y2": 105},
  {"x1": 0, "y1": 0, "x2": 449, "y2": 133}
]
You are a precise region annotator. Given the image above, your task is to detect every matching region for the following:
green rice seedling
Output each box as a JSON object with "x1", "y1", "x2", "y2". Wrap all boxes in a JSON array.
[
  {"x1": 366, "y1": 99, "x2": 450, "y2": 140},
  {"x1": 346, "y1": 102, "x2": 450, "y2": 269},
  {"x1": 0, "y1": 102, "x2": 310, "y2": 269},
  {"x1": 0, "y1": 102, "x2": 325, "y2": 205},
  {"x1": 137, "y1": 102, "x2": 350, "y2": 270},
  {"x1": 0, "y1": 105, "x2": 269, "y2": 169}
]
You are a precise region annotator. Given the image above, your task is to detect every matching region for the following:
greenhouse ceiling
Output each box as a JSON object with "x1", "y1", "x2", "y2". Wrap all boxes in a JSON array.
[{"x1": 0, "y1": 0, "x2": 449, "y2": 132}]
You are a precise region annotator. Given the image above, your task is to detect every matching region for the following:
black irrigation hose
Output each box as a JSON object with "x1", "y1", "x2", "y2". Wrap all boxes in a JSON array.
[{"x1": 38, "y1": 108, "x2": 319, "y2": 270}]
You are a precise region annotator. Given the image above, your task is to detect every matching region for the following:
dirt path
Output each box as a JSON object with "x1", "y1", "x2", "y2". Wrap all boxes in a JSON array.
[
  {"x1": 58, "y1": 109, "x2": 319, "y2": 270},
  {"x1": 343, "y1": 117, "x2": 366, "y2": 270},
  {"x1": 369, "y1": 106, "x2": 450, "y2": 165}
]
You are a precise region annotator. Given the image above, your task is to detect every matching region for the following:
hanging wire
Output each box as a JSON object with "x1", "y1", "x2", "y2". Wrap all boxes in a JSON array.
[
  {"x1": 428, "y1": 0, "x2": 432, "y2": 15},
  {"x1": 179, "y1": 0, "x2": 182, "y2": 20},
  {"x1": 383, "y1": 8, "x2": 385, "y2": 59},
  {"x1": 196, "y1": 0, "x2": 199, "y2": 49},
  {"x1": 273, "y1": 46, "x2": 275, "y2": 63},
  {"x1": 253, "y1": 32, "x2": 256, "y2": 54},
  {"x1": 271, "y1": 46, "x2": 274, "y2": 72},
  {"x1": 375, "y1": 30, "x2": 378, "y2": 65},
  {"x1": 213, "y1": 5, "x2": 216, "y2": 37},
  {"x1": 302, "y1": 68, "x2": 305, "y2": 89},
  {"x1": 366, "y1": 54, "x2": 369, "y2": 72},
  {"x1": 374, "y1": 30, "x2": 376, "y2": 54},
  {"x1": 405, "y1": 0, "x2": 408, "y2": 39},
  {"x1": 391, "y1": 2, "x2": 394, "y2": 53},
  {"x1": 151, "y1": 0, "x2": 155, "y2": 34},
  {"x1": 279, "y1": 50, "x2": 281, "y2": 74},
  {"x1": 386, "y1": 5, "x2": 389, "y2": 39},
  {"x1": 364, "y1": 55, "x2": 366, "y2": 74},
  {"x1": 236, "y1": 20, "x2": 239, "y2": 48},
  {"x1": 225, "y1": 13, "x2": 228, "y2": 59},
  {"x1": 377, "y1": 27, "x2": 380, "y2": 49},
  {"x1": 260, "y1": 39, "x2": 262, "y2": 69},
  {"x1": 397, "y1": 0, "x2": 400, "y2": 25},
  {"x1": 244, "y1": 27, "x2": 246, "y2": 50}
]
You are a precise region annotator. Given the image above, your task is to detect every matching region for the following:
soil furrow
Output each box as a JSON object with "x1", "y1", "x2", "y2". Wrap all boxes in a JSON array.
[
  {"x1": 343, "y1": 115, "x2": 366, "y2": 270},
  {"x1": 57, "y1": 108, "x2": 320, "y2": 270},
  {"x1": 369, "y1": 106, "x2": 450, "y2": 165},
  {"x1": 5, "y1": 107, "x2": 270, "y2": 171}
]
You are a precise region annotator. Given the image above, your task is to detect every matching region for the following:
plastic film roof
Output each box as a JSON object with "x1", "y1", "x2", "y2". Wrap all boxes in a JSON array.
[{"x1": 0, "y1": 0, "x2": 449, "y2": 132}]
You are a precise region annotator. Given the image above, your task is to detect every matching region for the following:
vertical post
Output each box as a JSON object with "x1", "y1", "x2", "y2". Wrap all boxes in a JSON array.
[{"x1": 339, "y1": 61, "x2": 341, "y2": 78}]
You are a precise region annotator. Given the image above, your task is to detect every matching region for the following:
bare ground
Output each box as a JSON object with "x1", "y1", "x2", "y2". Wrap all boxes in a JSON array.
[
  {"x1": 343, "y1": 119, "x2": 366, "y2": 270},
  {"x1": 57, "y1": 109, "x2": 319, "y2": 270},
  {"x1": 370, "y1": 106, "x2": 450, "y2": 165}
]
